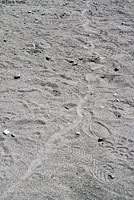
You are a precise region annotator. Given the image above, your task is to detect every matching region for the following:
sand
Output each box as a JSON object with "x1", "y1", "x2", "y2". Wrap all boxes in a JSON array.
[{"x1": 0, "y1": 0, "x2": 134, "y2": 199}]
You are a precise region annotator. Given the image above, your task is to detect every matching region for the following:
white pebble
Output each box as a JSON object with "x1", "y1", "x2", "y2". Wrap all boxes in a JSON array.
[
  {"x1": 76, "y1": 131, "x2": 81, "y2": 136},
  {"x1": 3, "y1": 129, "x2": 10, "y2": 135}
]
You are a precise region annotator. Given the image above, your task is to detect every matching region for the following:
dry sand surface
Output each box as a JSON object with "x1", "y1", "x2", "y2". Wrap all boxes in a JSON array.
[{"x1": 0, "y1": 0, "x2": 134, "y2": 199}]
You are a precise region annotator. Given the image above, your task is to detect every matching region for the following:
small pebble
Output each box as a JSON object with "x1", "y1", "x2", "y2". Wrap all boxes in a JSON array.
[
  {"x1": 113, "y1": 93, "x2": 118, "y2": 97},
  {"x1": 72, "y1": 61, "x2": 78, "y2": 66},
  {"x1": 11, "y1": 134, "x2": 15, "y2": 138},
  {"x1": 35, "y1": 18, "x2": 38, "y2": 22},
  {"x1": 100, "y1": 74, "x2": 105, "y2": 79},
  {"x1": 76, "y1": 132, "x2": 81, "y2": 136},
  {"x1": 114, "y1": 111, "x2": 121, "y2": 118},
  {"x1": 60, "y1": 13, "x2": 66, "y2": 18},
  {"x1": 64, "y1": 106, "x2": 69, "y2": 110},
  {"x1": 116, "y1": 98, "x2": 120, "y2": 102},
  {"x1": 98, "y1": 138, "x2": 104, "y2": 142},
  {"x1": 110, "y1": 104, "x2": 115, "y2": 108},
  {"x1": 114, "y1": 67, "x2": 119, "y2": 72},
  {"x1": 65, "y1": 59, "x2": 74, "y2": 63},
  {"x1": 63, "y1": 3, "x2": 68, "y2": 6},
  {"x1": 32, "y1": 9, "x2": 37, "y2": 13},
  {"x1": 14, "y1": 73, "x2": 20, "y2": 79},
  {"x1": 1, "y1": 122, "x2": 5, "y2": 126},
  {"x1": 46, "y1": 57, "x2": 51, "y2": 61},
  {"x1": 108, "y1": 174, "x2": 115, "y2": 179},
  {"x1": 78, "y1": 58, "x2": 83, "y2": 61},
  {"x1": 3, "y1": 129, "x2": 10, "y2": 136},
  {"x1": 89, "y1": 10, "x2": 93, "y2": 16},
  {"x1": 34, "y1": 41, "x2": 39, "y2": 48}
]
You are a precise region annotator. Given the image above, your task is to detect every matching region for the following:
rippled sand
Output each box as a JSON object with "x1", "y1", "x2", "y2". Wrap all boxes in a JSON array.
[{"x1": 0, "y1": 0, "x2": 134, "y2": 199}]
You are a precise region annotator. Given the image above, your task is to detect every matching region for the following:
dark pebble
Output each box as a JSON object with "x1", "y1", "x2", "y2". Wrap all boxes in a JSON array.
[
  {"x1": 108, "y1": 174, "x2": 115, "y2": 179},
  {"x1": 64, "y1": 106, "x2": 69, "y2": 110},
  {"x1": 65, "y1": 59, "x2": 74, "y2": 63},
  {"x1": 60, "y1": 13, "x2": 66, "y2": 18},
  {"x1": 14, "y1": 73, "x2": 20, "y2": 79},
  {"x1": 114, "y1": 111, "x2": 121, "y2": 118},
  {"x1": 11, "y1": 134, "x2": 15, "y2": 138},
  {"x1": 72, "y1": 61, "x2": 78, "y2": 66},
  {"x1": 78, "y1": 58, "x2": 83, "y2": 61},
  {"x1": 100, "y1": 74, "x2": 105, "y2": 79},
  {"x1": 114, "y1": 68, "x2": 119, "y2": 72},
  {"x1": 63, "y1": 3, "x2": 68, "y2": 6},
  {"x1": 46, "y1": 57, "x2": 51, "y2": 61},
  {"x1": 98, "y1": 138, "x2": 104, "y2": 142}
]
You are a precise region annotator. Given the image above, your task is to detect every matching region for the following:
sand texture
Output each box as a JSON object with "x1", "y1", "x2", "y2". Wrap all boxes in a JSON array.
[{"x1": 0, "y1": 0, "x2": 134, "y2": 199}]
